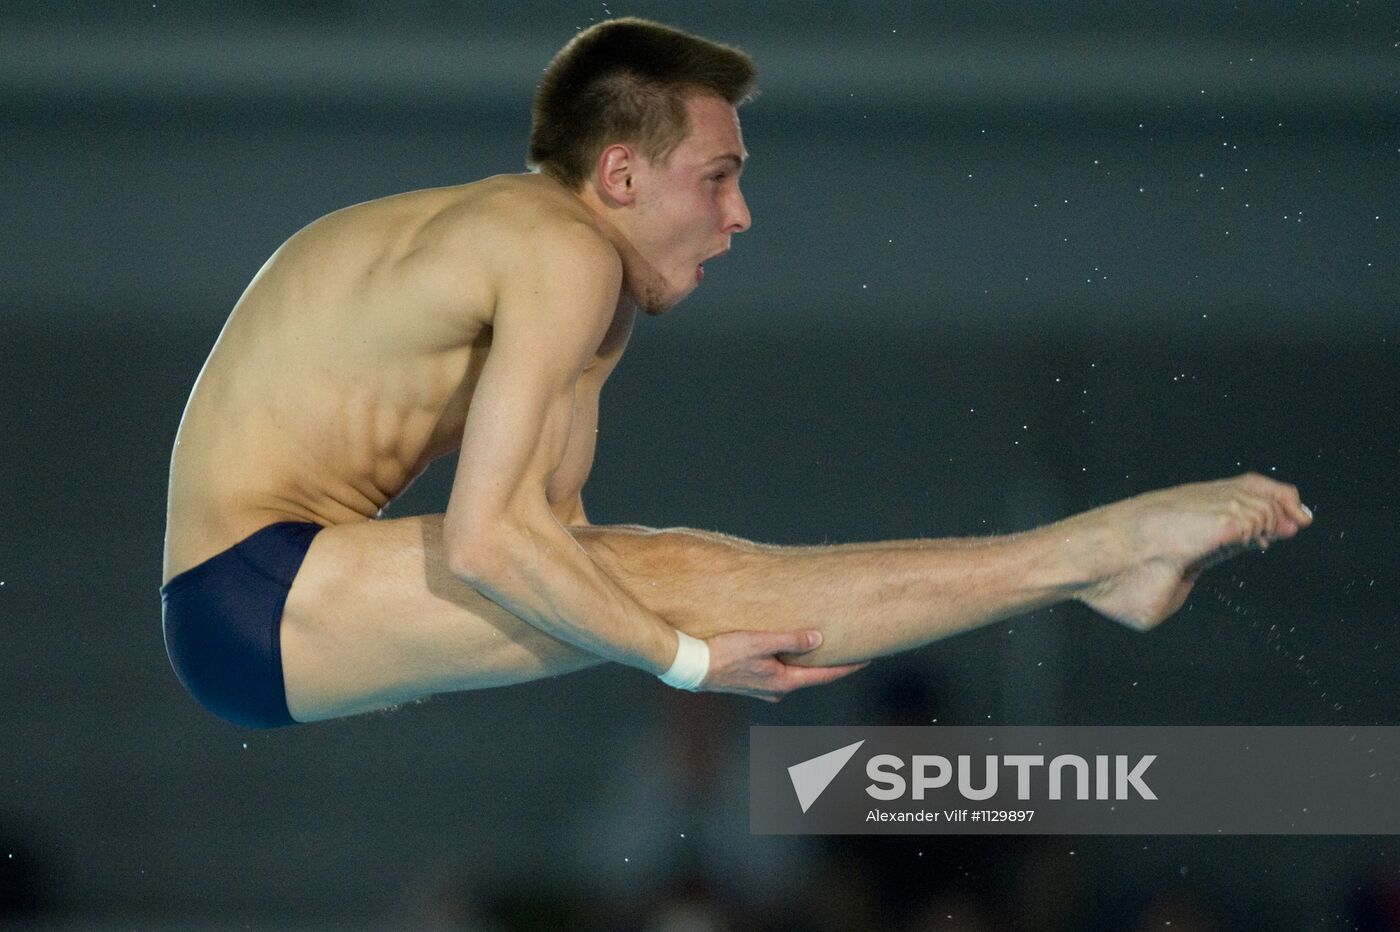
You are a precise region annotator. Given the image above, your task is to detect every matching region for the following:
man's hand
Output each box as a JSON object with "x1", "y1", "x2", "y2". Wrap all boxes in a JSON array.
[
  {"x1": 700, "y1": 630, "x2": 870, "y2": 702},
  {"x1": 1075, "y1": 471, "x2": 1313, "y2": 630}
]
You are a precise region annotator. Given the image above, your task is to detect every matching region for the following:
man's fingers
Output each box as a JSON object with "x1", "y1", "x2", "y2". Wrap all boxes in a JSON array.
[
  {"x1": 770, "y1": 629, "x2": 824, "y2": 655},
  {"x1": 711, "y1": 624, "x2": 873, "y2": 696},
  {"x1": 782, "y1": 660, "x2": 871, "y2": 691}
]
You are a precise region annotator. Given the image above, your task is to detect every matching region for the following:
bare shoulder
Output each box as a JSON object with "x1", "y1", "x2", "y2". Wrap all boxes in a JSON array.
[
  {"x1": 471, "y1": 176, "x2": 622, "y2": 297},
  {"x1": 362, "y1": 174, "x2": 620, "y2": 332},
  {"x1": 294, "y1": 172, "x2": 613, "y2": 289},
  {"x1": 243, "y1": 175, "x2": 624, "y2": 358}
]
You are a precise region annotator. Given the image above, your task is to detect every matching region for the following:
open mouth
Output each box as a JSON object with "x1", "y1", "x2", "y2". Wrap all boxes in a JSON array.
[{"x1": 698, "y1": 248, "x2": 729, "y2": 282}]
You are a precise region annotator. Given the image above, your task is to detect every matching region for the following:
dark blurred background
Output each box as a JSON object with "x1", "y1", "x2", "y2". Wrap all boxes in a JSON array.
[{"x1": 1, "y1": 2, "x2": 1397, "y2": 930}]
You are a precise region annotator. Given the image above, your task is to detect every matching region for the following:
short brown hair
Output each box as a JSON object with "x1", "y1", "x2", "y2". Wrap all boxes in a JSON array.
[{"x1": 527, "y1": 17, "x2": 757, "y2": 190}]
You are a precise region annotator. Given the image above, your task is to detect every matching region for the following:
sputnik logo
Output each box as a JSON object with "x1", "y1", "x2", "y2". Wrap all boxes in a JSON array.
[{"x1": 788, "y1": 740, "x2": 865, "y2": 813}]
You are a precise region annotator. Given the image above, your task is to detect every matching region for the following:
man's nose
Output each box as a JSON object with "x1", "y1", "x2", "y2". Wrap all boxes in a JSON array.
[{"x1": 727, "y1": 189, "x2": 752, "y2": 234}]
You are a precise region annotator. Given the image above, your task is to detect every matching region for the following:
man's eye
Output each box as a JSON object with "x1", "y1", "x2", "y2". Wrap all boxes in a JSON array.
[{"x1": 711, "y1": 173, "x2": 728, "y2": 182}]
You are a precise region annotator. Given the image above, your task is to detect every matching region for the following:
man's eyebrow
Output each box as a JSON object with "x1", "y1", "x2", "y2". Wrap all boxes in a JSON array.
[{"x1": 707, "y1": 153, "x2": 748, "y2": 170}]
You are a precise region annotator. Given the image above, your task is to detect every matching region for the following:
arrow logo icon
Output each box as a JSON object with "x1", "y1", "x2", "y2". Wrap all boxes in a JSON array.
[{"x1": 788, "y1": 740, "x2": 866, "y2": 813}]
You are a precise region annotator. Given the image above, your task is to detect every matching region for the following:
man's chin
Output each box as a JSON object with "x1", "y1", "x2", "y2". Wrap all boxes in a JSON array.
[
  {"x1": 631, "y1": 275, "x2": 695, "y2": 316},
  {"x1": 642, "y1": 289, "x2": 690, "y2": 317}
]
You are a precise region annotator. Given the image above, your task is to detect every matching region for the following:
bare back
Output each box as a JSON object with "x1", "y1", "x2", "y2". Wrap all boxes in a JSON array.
[{"x1": 162, "y1": 173, "x2": 630, "y2": 585}]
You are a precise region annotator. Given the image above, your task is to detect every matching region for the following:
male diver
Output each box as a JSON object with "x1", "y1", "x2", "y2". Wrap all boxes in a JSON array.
[{"x1": 161, "y1": 18, "x2": 1312, "y2": 728}]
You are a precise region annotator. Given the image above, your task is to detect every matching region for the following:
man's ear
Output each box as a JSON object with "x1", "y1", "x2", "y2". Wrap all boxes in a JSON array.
[{"x1": 595, "y1": 143, "x2": 638, "y2": 207}]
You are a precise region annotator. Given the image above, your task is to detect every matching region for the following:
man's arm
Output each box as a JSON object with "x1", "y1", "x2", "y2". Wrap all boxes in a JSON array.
[
  {"x1": 557, "y1": 494, "x2": 589, "y2": 527},
  {"x1": 543, "y1": 305, "x2": 624, "y2": 529},
  {"x1": 441, "y1": 223, "x2": 866, "y2": 700},
  {"x1": 442, "y1": 222, "x2": 685, "y2": 675}
]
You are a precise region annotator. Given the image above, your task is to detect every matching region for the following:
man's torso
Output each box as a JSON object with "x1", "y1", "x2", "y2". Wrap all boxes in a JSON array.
[{"x1": 162, "y1": 173, "x2": 630, "y2": 584}]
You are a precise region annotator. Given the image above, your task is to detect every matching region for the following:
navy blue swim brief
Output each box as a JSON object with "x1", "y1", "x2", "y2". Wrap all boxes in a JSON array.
[{"x1": 160, "y1": 521, "x2": 324, "y2": 729}]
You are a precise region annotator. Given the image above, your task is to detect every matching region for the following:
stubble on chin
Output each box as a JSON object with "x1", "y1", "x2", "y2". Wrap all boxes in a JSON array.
[{"x1": 636, "y1": 279, "x2": 672, "y2": 317}]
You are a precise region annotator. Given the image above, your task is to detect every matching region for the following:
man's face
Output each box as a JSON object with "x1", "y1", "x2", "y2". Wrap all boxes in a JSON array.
[{"x1": 626, "y1": 94, "x2": 752, "y2": 315}]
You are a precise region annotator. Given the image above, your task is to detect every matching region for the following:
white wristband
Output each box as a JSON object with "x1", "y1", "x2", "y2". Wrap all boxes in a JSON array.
[{"x1": 658, "y1": 630, "x2": 710, "y2": 691}]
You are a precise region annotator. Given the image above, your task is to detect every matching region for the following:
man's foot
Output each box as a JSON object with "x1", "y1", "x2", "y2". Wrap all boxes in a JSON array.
[{"x1": 1074, "y1": 472, "x2": 1312, "y2": 630}]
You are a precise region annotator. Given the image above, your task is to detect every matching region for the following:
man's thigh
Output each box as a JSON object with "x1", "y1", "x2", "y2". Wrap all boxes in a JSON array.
[{"x1": 279, "y1": 513, "x2": 603, "y2": 723}]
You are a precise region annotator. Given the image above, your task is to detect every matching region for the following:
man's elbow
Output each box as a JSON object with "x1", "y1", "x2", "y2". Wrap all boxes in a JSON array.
[{"x1": 443, "y1": 519, "x2": 507, "y2": 586}]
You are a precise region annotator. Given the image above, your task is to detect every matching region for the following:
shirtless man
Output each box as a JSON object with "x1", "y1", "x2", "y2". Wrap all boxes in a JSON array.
[{"x1": 159, "y1": 18, "x2": 1312, "y2": 730}]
